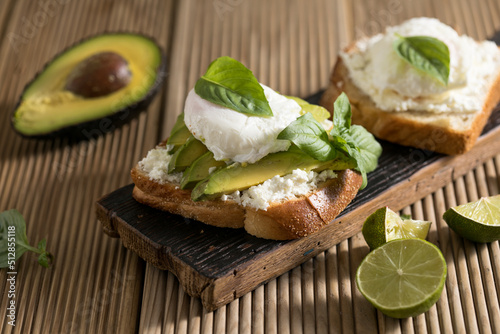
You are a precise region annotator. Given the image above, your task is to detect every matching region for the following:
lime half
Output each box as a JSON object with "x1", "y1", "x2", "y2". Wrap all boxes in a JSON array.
[
  {"x1": 362, "y1": 207, "x2": 431, "y2": 249},
  {"x1": 356, "y1": 238, "x2": 447, "y2": 318},
  {"x1": 443, "y1": 195, "x2": 500, "y2": 243}
]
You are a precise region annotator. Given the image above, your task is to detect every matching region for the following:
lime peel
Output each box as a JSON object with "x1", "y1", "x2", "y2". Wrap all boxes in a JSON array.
[
  {"x1": 362, "y1": 207, "x2": 431, "y2": 249},
  {"x1": 443, "y1": 195, "x2": 500, "y2": 243}
]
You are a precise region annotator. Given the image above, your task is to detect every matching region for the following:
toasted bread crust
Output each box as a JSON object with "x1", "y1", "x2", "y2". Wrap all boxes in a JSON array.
[
  {"x1": 131, "y1": 167, "x2": 246, "y2": 228},
  {"x1": 131, "y1": 165, "x2": 362, "y2": 240},
  {"x1": 245, "y1": 169, "x2": 363, "y2": 239},
  {"x1": 320, "y1": 48, "x2": 500, "y2": 155}
]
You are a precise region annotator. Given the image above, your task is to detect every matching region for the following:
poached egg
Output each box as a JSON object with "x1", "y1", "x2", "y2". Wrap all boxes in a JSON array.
[{"x1": 183, "y1": 84, "x2": 302, "y2": 164}]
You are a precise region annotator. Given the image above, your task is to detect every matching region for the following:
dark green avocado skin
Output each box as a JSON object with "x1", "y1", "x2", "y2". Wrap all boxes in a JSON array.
[{"x1": 11, "y1": 32, "x2": 166, "y2": 140}]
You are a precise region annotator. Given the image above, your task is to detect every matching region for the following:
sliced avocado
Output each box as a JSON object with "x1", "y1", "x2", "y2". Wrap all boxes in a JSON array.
[
  {"x1": 286, "y1": 95, "x2": 331, "y2": 124},
  {"x1": 166, "y1": 113, "x2": 191, "y2": 153},
  {"x1": 180, "y1": 151, "x2": 226, "y2": 189},
  {"x1": 301, "y1": 104, "x2": 331, "y2": 124},
  {"x1": 168, "y1": 135, "x2": 208, "y2": 173},
  {"x1": 191, "y1": 146, "x2": 356, "y2": 201},
  {"x1": 286, "y1": 95, "x2": 309, "y2": 107},
  {"x1": 12, "y1": 33, "x2": 166, "y2": 138}
]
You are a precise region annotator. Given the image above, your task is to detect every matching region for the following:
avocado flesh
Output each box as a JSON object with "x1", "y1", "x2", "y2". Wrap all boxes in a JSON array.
[
  {"x1": 180, "y1": 151, "x2": 226, "y2": 189},
  {"x1": 12, "y1": 33, "x2": 164, "y2": 137},
  {"x1": 286, "y1": 95, "x2": 331, "y2": 123},
  {"x1": 166, "y1": 113, "x2": 191, "y2": 153},
  {"x1": 168, "y1": 135, "x2": 209, "y2": 173},
  {"x1": 191, "y1": 147, "x2": 356, "y2": 201}
]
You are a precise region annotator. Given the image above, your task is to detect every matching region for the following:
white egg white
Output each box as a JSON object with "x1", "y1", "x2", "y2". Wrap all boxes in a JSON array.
[{"x1": 183, "y1": 84, "x2": 302, "y2": 164}]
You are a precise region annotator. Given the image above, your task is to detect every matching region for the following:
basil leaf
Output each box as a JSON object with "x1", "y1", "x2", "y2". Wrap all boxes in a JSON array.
[
  {"x1": 0, "y1": 209, "x2": 35, "y2": 268},
  {"x1": 329, "y1": 125, "x2": 382, "y2": 188},
  {"x1": 278, "y1": 113, "x2": 336, "y2": 162},
  {"x1": 332, "y1": 92, "x2": 352, "y2": 135},
  {"x1": 38, "y1": 252, "x2": 52, "y2": 268},
  {"x1": 330, "y1": 133, "x2": 368, "y2": 188},
  {"x1": 329, "y1": 93, "x2": 382, "y2": 188},
  {"x1": 329, "y1": 129, "x2": 351, "y2": 156},
  {"x1": 278, "y1": 94, "x2": 382, "y2": 189},
  {"x1": 37, "y1": 239, "x2": 53, "y2": 268},
  {"x1": 195, "y1": 56, "x2": 273, "y2": 116},
  {"x1": 0, "y1": 209, "x2": 53, "y2": 268},
  {"x1": 348, "y1": 125, "x2": 382, "y2": 174},
  {"x1": 278, "y1": 93, "x2": 382, "y2": 188},
  {"x1": 393, "y1": 35, "x2": 450, "y2": 85}
]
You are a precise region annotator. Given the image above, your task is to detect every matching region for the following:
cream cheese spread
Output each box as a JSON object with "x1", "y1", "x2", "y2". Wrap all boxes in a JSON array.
[
  {"x1": 138, "y1": 146, "x2": 182, "y2": 184},
  {"x1": 340, "y1": 17, "x2": 500, "y2": 113},
  {"x1": 183, "y1": 84, "x2": 302, "y2": 164},
  {"x1": 222, "y1": 169, "x2": 338, "y2": 211},
  {"x1": 138, "y1": 146, "x2": 339, "y2": 210}
]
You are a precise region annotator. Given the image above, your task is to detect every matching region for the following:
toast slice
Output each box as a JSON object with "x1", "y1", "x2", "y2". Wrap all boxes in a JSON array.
[
  {"x1": 320, "y1": 44, "x2": 500, "y2": 156},
  {"x1": 131, "y1": 150, "x2": 363, "y2": 240}
]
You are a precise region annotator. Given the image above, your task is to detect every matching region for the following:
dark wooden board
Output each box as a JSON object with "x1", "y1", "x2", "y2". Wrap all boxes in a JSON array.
[{"x1": 96, "y1": 98, "x2": 500, "y2": 311}]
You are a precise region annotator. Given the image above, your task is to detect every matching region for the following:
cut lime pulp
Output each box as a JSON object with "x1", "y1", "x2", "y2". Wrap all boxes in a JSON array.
[
  {"x1": 443, "y1": 195, "x2": 500, "y2": 243},
  {"x1": 362, "y1": 206, "x2": 431, "y2": 249},
  {"x1": 356, "y1": 238, "x2": 447, "y2": 318}
]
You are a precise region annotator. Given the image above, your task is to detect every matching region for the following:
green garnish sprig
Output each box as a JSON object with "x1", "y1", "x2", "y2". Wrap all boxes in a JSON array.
[
  {"x1": 0, "y1": 209, "x2": 54, "y2": 269},
  {"x1": 278, "y1": 93, "x2": 382, "y2": 188}
]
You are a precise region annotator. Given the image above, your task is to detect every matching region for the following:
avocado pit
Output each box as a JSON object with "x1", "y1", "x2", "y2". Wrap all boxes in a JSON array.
[{"x1": 65, "y1": 51, "x2": 132, "y2": 98}]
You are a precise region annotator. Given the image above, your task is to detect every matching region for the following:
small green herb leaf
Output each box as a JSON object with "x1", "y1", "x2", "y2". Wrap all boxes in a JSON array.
[
  {"x1": 393, "y1": 35, "x2": 450, "y2": 85},
  {"x1": 329, "y1": 93, "x2": 382, "y2": 188},
  {"x1": 348, "y1": 125, "x2": 382, "y2": 174},
  {"x1": 329, "y1": 125, "x2": 381, "y2": 189},
  {"x1": 329, "y1": 128, "x2": 366, "y2": 178},
  {"x1": 195, "y1": 56, "x2": 273, "y2": 116},
  {"x1": 0, "y1": 209, "x2": 54, "y2": 269},
  {"x1": 278, "y1": 113, "x2": 336, "y2": 161},
  {"x1": 37, "y1": 239, "x2": 53, "y2": 268},
  {"x1": 331, "y1": 93, "x2": 352, "y2": 135},
  {"x1": 278, "y1": 93, "x2": 382, "y2": 188}
]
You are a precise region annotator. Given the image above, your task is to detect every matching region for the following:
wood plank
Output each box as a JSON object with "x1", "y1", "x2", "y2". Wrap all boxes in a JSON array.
[{"x1": 96, "y1": 102, "x2": 500, "y2": 310}]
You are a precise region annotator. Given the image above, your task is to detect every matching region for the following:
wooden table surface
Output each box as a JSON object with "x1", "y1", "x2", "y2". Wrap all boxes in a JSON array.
[{"x1": 1, "y1": 0, "x2": 500, "y2": 333}]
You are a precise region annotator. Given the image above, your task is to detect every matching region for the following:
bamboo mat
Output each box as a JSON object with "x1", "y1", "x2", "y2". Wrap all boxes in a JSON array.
[{"x1": 0, "y1": 0, "x2": 500, "y2": 333}]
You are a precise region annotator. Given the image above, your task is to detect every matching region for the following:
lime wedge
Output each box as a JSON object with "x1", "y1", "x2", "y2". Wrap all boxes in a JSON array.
[
  {"x1": 356, "y1": 238, "x2": 447, "y2": 318},
  {"x1": 362, "y1": 207, "x2": 431, "y2": 249},
  {"x1": 443, "y1": 195, "x2": 500, "y2": 243}
]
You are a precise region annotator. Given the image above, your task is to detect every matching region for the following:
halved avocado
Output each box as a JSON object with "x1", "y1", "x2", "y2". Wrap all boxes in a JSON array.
[{"x1": 12, "y1": 33, "x2": 166, "y2": 138}]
